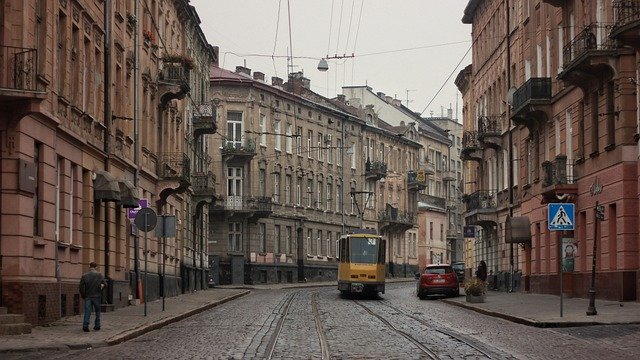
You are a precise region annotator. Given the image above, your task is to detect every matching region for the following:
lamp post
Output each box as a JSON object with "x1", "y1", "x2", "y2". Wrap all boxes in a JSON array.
[{"x1": 587, "y1": 201, "x2": 604, "y2": 316}]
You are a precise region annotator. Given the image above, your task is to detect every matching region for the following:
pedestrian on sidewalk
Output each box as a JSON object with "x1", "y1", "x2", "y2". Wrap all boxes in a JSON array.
[
  {"x1": 476, "y1": 260, "x2": 487, "y2": 282},
  {"x1": 79, "y1": 262, "x2": 106, "y2": 332}
]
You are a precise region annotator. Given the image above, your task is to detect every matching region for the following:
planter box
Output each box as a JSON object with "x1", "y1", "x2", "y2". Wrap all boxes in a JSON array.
[{"x1": 466, "y1": 293, "x2": 485, "y2": 303}]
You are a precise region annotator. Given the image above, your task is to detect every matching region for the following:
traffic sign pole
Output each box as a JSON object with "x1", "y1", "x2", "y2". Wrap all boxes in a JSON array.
[{"x1": 144, "y1": 212, "x2": 148, "y2": 317}]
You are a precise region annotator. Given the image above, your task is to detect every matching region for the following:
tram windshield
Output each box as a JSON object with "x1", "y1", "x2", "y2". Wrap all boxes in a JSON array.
[{"x1": 350, "y1": 237, "x2": 378, "y2": 264}]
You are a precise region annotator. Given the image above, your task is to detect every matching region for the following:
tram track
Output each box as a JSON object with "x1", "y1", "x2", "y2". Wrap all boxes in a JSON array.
[
  {"x1": 312, "y1": 292, "x2": 331, "y2": 360},
  {"x1": 354, "y1": 300, "x2": 440, "y2": 360},
  {"x1": 354, "y1": 300, "x2": 505, "y2": 359}
]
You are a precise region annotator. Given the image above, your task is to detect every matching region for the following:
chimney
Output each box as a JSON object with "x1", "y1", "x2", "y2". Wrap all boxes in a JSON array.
[
  {"x1": 400, "y1": 121, "x2": 405, "y2": 127},
  {"x1": 288, "y1": 71, "x2": 311, "y2": 89},
  {"x1": 253, "y1": 71, "x2": 265, "y2": 82},
  {"x1": 447, "y1": 107, "x2": 453, "y2": 119},
  {"x1": 211, "y1": 46, "x2": 219, "y2": 67},
  {"x1": 377, "y1": 92, "x2": 385, "y2": 99},
  {"x1": 272, "y1": 77, "x2": 284, "y2": 87},
  {"x1": 392, "y1": 99, "x2": 402, "y2": 107},
  {"x1": 337, "y1": 94, "x2": 346, "y2": 103},
  {"x1": 385, "y1": 96, "x2": 393, "y2": 103},
  {"x1": 235, "y1": 66, "x2": 251, "y2": 77}
]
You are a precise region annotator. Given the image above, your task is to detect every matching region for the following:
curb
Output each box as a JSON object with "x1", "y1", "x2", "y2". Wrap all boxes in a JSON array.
[{"x1": 441, "y1": 299, "x2": 640, "y2": 328}]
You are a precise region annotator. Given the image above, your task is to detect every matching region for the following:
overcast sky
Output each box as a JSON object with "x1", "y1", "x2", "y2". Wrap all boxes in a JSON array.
[{"x1": 191, "y1": 0, "x2": 471, "y2": 119}]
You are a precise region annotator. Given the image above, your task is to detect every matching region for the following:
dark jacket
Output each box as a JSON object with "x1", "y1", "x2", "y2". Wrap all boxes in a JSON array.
[
  {"x1": 79, "y1": 269, "x2": 105, "y2": 298},
  {"x1": 476, "y1": 263, "x2": 487, "y2": 282}
]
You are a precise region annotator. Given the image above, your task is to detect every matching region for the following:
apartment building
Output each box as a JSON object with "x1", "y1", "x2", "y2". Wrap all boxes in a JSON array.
[
  {"x1": 0, "y1": 0, "x2": 215, "y2": 325},
  {"x1": 342, "y1": 87, "x2": 454, "y2": 271},
  {"x1": 423, "y1": 113, "x2": 465, "y2": 264},
  {"x1": 460, "y1": 0, "x2": 640, "y2": 300},
  {"x1": 207, "y1": 69, "x2": 423, "y2": 284}
]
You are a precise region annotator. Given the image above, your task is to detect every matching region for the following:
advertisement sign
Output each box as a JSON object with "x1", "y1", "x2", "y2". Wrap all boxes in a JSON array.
[
  {"x1": 562, "y1": 237, "x2": 576, "y2": 272},
  {"x1": 128, "y1": 199, "x2": 148, "y2": 219},
  {"x1": 463, "y1": 226, "x2": 475, "y2": 238}
]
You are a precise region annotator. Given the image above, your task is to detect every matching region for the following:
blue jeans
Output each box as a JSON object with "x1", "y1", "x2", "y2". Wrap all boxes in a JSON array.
[{"x1": 83, "y1": 297, "x2": 101, "y2": 330}]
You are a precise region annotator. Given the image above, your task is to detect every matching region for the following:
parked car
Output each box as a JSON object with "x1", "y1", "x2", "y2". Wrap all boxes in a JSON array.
[
  {"x1": 451, "y1": 262, "x2": 465, "y2": 283},
  {"x1": 416, "y1": 264, "x2": 459, "y2": 299}
]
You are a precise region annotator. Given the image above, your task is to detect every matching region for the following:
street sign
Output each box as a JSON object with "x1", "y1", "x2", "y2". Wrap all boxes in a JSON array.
[
  {"x1": 128, "y1": 199, "x2": 148, "y2": 219},
  {"x1": 548, "y1": 203, "x2": 575, "y2": 231},
  {"x1": 134, "y1": 208, "x2": 157, "y2": 232},
  {"x1": 155, "y1": 215, "x2": 177, "y2": 237},
  {"x1": 463, "y1": 226, "x2": 475, "y2": 238}
]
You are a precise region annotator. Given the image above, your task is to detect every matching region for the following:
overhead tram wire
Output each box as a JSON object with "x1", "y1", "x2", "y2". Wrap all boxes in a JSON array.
[{"x1": 419, "y1": 45, "x2": 472, "y2": 117}]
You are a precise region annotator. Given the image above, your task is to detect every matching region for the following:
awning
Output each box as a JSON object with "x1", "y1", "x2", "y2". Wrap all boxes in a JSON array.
[
  {"x1": 118, "y1": 180, "x2": 140, "y2": 208},
  {"x1": 505, "y1": 216, "x2": 532, "y2": 243},
  {"x1": 94, "y1": 170, "x2": 121, "y2": 202}
]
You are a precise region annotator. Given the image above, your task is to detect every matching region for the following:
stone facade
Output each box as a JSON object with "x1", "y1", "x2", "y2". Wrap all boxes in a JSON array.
[
  {"x1": 208, "y1": 68, "x2": 423, "y2": 284},
  {"x1": 460, "y1": 0, "x2": 640, "y2": 300},
  {"x1": 0, "y1": 0, "x2": 215, "y2": 324}
]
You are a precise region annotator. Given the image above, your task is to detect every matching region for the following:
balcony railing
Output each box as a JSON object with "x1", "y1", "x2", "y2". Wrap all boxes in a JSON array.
[
  {"x1": 614, "y1": 0, "x2": 640, "y2": 28},
  {"x1": 419, "y1": 161, "x2": 436, "y2": 175},
  {"x1": 192, "y1": 172, "x2": 216, "y2": 196},
  {"x1": 463, "y1": 190, "x2": 497, "y2": 213},
  {"x1": 365, "y1": 161, "x2": 388, "y2": 180},
  {"x1": 193, "y1": 103, "x2": 217, "y2": 138},
  {"x1": 512, "y1": 78, "x2": 552, "y2": 112},
  {"x1": 462, "y1": 130, "x2": 481, "y2": 150},
  {"x1": 542, "y1": 155, "x2": 576, "y2": 187},
  {"x1": 478, "y1": 115, "x2": 502, "y2": 136},
  {"x1": 157, "y1": 152, "x2": 190, "y2": 183},
  {"x1": 0, "y1": 45, "x2": 39, "y2": 91},
  {"x1": 378, "y1": 209, "x2": 415, "y2": 225},
  {"x1": 562, "y1": 23, "x2": 616, "y2": 68},
  {"x1": 419, "y1": 193, "x2": 446, "y2": 209},
  {"x1": 222, "y1": 138, "x2": 257, "y2": 157},
  {"x1": 160, "y1": 63, "x2": 191, "y2": 86},
  {"x1": 212, "y1": 196, "x2": 273, "y2": 213},
  {"x1": 446, "y1": 228, "x2": 458, "y2": 239}
]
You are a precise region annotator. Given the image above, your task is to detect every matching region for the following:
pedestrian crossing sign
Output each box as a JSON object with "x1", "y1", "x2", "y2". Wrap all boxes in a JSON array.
[{"x1": 548, "y1": 203, "x2": 575, "y2": 231}]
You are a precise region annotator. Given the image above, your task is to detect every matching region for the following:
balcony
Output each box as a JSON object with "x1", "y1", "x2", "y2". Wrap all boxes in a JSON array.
[
  {"x1": 418, "y1": 193, "x2": 446, "y2": 210},
  {"x1": 407, "y1": 171, "x2": 427, "y2": 191},
  {"x1": 0, "y1": 44, "x2": 45, "y2": 104},
  {"x1": 477, "y1": 115, "x2": 503, "y2": 149},
  {"x1": 461, "y1": 131, "x2": 482, "y2": 162},
  {"x1": 192, "y1": 171, "x2": 216, "y2": 197},
  {"x1": 446, "y1": 228, "x2": 458, "y2": 240},
  {"x1": 541, "y1": 155, "x2": 578, "y2": 202},
  {"x1": 378, "y1": 205, "x2": 415, "y2": 233},
  {"x1": 158, "y1": 60, "x2": 191, "y2": 108},
  {"x1": 446, "y1": 198, "x2": 458, "y2": 211},
  {"x1": 419, "y1": 161, "x2": 436, "y2": 175},
  {"x1": 365, "y1": 161, "x2": 387, "y2": 181},
  {"x1": 510, "y1": 78, "x2": 552, "y2": 130},
  {"x1": 559, "y1": 23, "x2": 621, "y2": 87},
  {"x1": 157, "y1": 152, "x2": 191, "y2": 184},
  {"x1": 209, "y1": 196, "x2": 273, "y2": 221},
  {"x1": 612, "y1": 1, "x2": 640, "y2": 47},
  {"x1": 156, "y1": 152, "x2": 191, "y2": 207},
  {"x1": 222, "y1": 139, "x2": 257, "y2": 162},
  {"x1": 442, "y1": 170, "x2": 456, "y2": 182},
  {"x1": 463, "y1": 190, "x2": 498, "y2": 227},
  {"x1": 193, "y1": 103, "x2": 217, "y2": 138}
]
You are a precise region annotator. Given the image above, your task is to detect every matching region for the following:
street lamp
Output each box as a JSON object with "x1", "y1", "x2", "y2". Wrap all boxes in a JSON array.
[{"x1": 316, "y1": 54, "x2": 355, "y2": 72}]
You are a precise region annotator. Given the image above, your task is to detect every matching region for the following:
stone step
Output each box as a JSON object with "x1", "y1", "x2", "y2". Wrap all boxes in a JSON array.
[
  {"x1": 0, "y1": 314, "x2": 25, "y2": 324},
  {"x1": 0, "y1": 323, "x2": 32, "y2": 336},
  {"x1": 0, "y1": 307, "x2": 8, "y2": 315}
]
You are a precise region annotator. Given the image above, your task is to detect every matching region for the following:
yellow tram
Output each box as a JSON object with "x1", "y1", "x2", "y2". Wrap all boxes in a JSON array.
[{"x1": 337, "y1": 230, "x2": 386, "y2": 295}]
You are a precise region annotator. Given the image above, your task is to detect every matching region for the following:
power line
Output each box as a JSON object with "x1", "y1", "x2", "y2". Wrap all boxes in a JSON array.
[{"x1": 420, "y1": 45, "x2": 472, "y2": 117}]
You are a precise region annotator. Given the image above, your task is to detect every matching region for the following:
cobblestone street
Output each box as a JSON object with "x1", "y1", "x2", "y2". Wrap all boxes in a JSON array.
[{"x1": 6, "y1": 283, "x2": 640, "y2": 359}]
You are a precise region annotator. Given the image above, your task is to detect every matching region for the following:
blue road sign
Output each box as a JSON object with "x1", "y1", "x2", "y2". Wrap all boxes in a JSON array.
[{"x1": 548, "y1": 203, "x2": 575, "y2": 231}]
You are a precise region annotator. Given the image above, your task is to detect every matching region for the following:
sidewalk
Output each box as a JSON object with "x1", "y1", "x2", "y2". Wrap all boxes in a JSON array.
[
  {"x1": 442, "y1": 290, "x2": 640, "y2": 327},
  {"x1": 0, "y1": 288, "x2": 249, "y2": 354}
]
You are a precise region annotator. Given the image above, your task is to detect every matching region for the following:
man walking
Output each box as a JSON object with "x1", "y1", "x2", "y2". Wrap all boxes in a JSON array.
[{"x1": 79, "y1": 262, "x2": 106, "y2": 332}]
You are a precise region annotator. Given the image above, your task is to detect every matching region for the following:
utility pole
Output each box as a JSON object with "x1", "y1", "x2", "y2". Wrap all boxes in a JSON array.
[{"x1": 506, "y1": 0, "x2": 515, "y2": 293}]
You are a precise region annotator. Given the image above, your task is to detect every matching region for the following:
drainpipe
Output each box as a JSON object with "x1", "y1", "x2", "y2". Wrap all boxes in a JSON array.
[
  {"x1": 133, "y1": 0, "x2": 141, "y2": 300},
  {"x1": 506, "y1": 0, "x2": 515, "y2": 292},
  {"x1": 103, "y1": 0, "x2": 112, "y2": 301}
]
